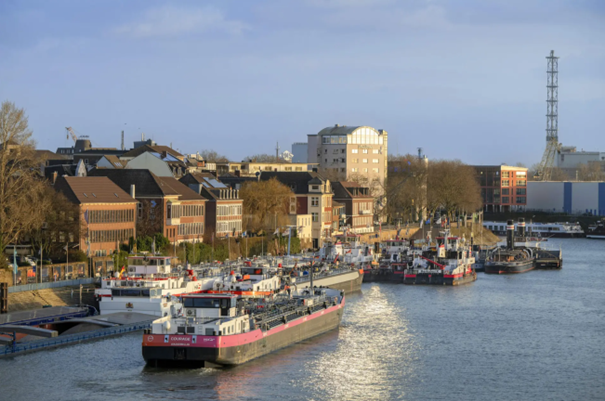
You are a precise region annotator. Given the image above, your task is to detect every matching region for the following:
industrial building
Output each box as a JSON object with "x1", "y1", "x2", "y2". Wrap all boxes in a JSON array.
[{"x1": 526, "y1": 181, "x2": 605, "y2": 215}]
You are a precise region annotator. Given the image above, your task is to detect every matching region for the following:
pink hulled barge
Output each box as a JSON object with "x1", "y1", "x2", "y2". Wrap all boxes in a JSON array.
[{"x1": 142, "y1": 288, "x2": 345, "y2": 367}]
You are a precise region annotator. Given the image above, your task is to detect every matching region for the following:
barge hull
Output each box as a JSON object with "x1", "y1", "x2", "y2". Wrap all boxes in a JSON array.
[
  {"x1": 484, "y1": 262, "x2": 535, "y2": 274},
  {"x1": 403, "y1": 272, "x2": 476, "y2": 286},
  {"x1": 298, "y1": 270, "x2": 363, "y2": 293}
]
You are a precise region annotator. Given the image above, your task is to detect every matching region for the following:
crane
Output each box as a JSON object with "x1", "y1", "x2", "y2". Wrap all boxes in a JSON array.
[{"x1": 65, "y1": 127, "x2": 78, "y2": 143}]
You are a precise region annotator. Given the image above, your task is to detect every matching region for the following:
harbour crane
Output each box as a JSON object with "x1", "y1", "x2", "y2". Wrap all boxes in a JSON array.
[{"x1": 65, "y1": 127, "x2": 78, "y2": 143}]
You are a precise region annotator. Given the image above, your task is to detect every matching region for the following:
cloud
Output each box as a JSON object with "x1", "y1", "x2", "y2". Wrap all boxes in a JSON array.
[{"x1": 113, "y1": 5, "x2": 248, "y2": 39}]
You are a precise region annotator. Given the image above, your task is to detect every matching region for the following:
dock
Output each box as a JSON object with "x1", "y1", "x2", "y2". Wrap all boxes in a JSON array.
[{"x1": 0, "y1": 311, "x2": 155, "y2": 358}]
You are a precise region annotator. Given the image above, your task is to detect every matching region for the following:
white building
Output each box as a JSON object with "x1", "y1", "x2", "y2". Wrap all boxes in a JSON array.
[{"x1": 526, "y1": 181, "x2": 605, "y2": 215}]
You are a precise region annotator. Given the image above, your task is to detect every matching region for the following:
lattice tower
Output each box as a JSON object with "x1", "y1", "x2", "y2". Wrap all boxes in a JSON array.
[{"x1": 536, "y1": 50, "x2": 561, "y2": 181}]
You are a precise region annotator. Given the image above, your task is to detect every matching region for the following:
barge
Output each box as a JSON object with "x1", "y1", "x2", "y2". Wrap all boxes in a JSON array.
[{"x1": 142, "y1": 288, "x2": 345, "y2": 367}]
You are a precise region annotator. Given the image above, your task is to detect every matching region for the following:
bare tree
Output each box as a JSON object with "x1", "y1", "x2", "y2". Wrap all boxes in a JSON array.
[
  {"x1": 239, "y1": 178, "x2": 293, "y2": 233},
  {"x1": 0, "y1": 102, "x2": 51, "y2": 267},
  {"x1": 199, "y1": 150, "x2": 229, "y2": 163},
  {"x1": 243, "y1": 153, "x2": 287, "y2": 163},
  {"x1": 576, "y1": 162, "x2": 605, "y2": 181}
]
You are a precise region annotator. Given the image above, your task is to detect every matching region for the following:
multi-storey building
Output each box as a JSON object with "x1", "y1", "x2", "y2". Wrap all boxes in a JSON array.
[
  {"x1": 473, "y1": 165, "x2": 528, "y2": 212},
  {"x1": 259, "y1": 172, "x2": 333, "y2": 248},
  {"x1": 307, "y1": 125, "x2": 388, "y2": 196},
  {"x1": 89, "y1": 169, "x2": 206, "y2": 244},
  {"x1": 332, "y1": 181, "x2": 375, "y2": 234},
  {"x1": 216, "y1": 161, "x2": 311, "y2": 177},
  {"x1": 53, "y1": 176, "x2": 138, "y2": 256},
  {"x1": 179, "y1": 173, "x2": 243, "y2": 240}
]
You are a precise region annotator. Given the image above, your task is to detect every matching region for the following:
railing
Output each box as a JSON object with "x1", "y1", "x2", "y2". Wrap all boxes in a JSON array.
[{"x1": 8, "y1": 278, "x2": 96, "y2": 294}]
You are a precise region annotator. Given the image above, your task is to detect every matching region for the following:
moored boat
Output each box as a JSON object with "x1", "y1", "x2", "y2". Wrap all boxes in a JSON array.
[{"x1": 484, "y1": 220, "x2": 535, "y2": 275}]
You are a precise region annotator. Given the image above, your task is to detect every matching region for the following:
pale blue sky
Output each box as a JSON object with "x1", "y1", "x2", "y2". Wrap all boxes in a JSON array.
[{"x1": 1, "y1": 0, "x2": 604, "y2": 165}]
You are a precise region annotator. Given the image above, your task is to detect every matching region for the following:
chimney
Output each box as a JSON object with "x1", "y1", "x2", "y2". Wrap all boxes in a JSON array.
[
  {"x1": 130, "y1": 184, "x2": 136, "y2": 199},
  {"x1": 506, "y1": 220, "x2": 515, "y2": 250}
]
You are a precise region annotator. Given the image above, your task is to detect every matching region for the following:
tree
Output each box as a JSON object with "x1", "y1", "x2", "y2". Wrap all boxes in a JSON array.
[
  {"x1": 426, "y1": 160, "x2": 482, "y2": 221},
  {"x1": 137, "y1": 200, "x2": 163, "y2": 237},
  {"x1": 239, "y1": 178, "x2": 293, "y2": 233},
  {"x1": 576, "y1": 162, "x2": 605, "y2": 181},
  {"x1": 199, "y1": 150, "x2": 229, "y2": 163},
  {"x1": 385, "y1": 154, "x2": 428, "y2": 223},
  {"x1": 29, "y1": 187, "x2": 83, "y2": 259},
  {"x1": 0, "y1": 102, "x2": 52, "y2": 268},
  {"x1": 243, "y1": 153, "x2": 286, "y2": 163}
]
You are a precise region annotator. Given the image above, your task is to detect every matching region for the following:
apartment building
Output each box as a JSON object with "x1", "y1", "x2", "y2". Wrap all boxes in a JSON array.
[
  {"x1": 89, "y1": 169, "x2": 206, "y2": 243},
  {"x1": 332, "y1": 181, "x2": 375, "y2": 234},
  {"x1": 53, "y1": 176, "x2": 138, "y2": 256},
  {"x1": 259, "y1": 172, "x2": 333, "y2": 248},
  {"x1": 307, "y1": 125, "x2": 388, "y2": 194},
  {"x1": 179, "y1": 173, "x2": 243, "y2": 239},
  {"x1": 473, "y1": 165, "x2": 528, "y2": 212}
]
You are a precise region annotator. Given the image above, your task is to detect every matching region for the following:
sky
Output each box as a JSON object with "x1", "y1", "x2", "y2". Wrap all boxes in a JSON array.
[{"x1": 1, "y1": 0, "x2": 604, "y2": 166}]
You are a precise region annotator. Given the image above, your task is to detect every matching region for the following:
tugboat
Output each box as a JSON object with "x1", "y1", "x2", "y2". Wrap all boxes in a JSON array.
[
  {"x1": 484, "y1": 220, "x2": 535, "y2": 274},
  {"x1": 403, "y1": 231, "x2": 477, "y2": 285},
  {"x1": 587, "y1": 219, "x2": 605, "y2": 239},
  {"x1": 142, "y1": 287, "x2": 345, "y2": 367}
]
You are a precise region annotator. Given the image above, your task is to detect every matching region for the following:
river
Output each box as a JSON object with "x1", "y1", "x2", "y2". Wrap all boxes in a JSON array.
[{"x1": 1, "y1": 238, "x2": 604, "y2": 400}]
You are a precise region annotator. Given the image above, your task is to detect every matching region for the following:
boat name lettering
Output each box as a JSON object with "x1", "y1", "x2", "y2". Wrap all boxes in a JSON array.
[{"x1": 171, "y1": 336, "x2": 190, "y2": 341}]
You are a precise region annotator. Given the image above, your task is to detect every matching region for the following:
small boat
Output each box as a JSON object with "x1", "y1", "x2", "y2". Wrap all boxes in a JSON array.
[
  {"x1": 586, "y1": 219, "x2": 605, "y2": 239},
  {"x1": 484, "y1": 220, "x2": 535, "y2": 275}
]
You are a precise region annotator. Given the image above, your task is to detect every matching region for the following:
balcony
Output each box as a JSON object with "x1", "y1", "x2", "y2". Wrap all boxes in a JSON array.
[{"x1": 166, "y1": 217, "x2": 180, "y2": 226}]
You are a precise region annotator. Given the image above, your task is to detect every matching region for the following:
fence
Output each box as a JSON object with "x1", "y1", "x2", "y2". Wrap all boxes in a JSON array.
[{"x1": 8, "y1": 278, "x2": 96, "y2": 294}]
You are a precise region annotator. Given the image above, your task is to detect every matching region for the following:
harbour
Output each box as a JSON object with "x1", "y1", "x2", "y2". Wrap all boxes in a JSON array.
[{"x1": 0, "y1": 238, "x2": 603, "y2": 400}]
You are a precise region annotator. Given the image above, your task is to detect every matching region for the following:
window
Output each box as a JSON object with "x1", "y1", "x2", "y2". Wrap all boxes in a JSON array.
[
  {"x1": 351, "y1": 167, "x2": 358, "y2": 172},
  {"x1": 362, "y1": 149, "x2": 368, "y2": 154},
  {"x1": 312, "y1": 212, "x2": 319, "y2": 222},
  {"x1": 502, "y1": 188, "x2": 509, "y2": 195},
  {"x1": 341, "y1": 149, "x2": 346, "y2": 153},
  {"x1": 363, "y1": 168, "x2": 368, "y2": 173},
  {"x1": 502, "y1": 197, "x2": 509, "y2": 203},
  {"x1": 372, "y1": 159, "x2": 379, "y2": 163},
  {"x1": 362, "y1": 159, "x2": 368, "y2": 163},
  {"x1": 352, "y1": 149, "x2": 358, "y2": 154},
  {"x1": 502, "y1": 180, "x2": 509, "y2": 187},
  {"x1": 311, "y1": 197, "x2": 319, "y2": 206},
  {"x1": 324, "y1": 149, "x2": 328, "y2": 154},
  {"x1": 517, "y1": 180, "x2": 527, "y2": 186},
  {"x1": 502, "y1": 171, "x2": 510, "y2": 178},
  {"x1": 516, "y1": 188, "x2": 526, "y2": 195},
  {"x1": 341, "y1": 158, "x2": 346, "y2": 163},
  {"x1": 373, "y1": 149, "x2": 379, "y2": 154},
  {"x1": 340, "y1": 168, "x2": 345, "y2": 172},
  {"x1": 516, "y1": 197, "x2": 526, "y2": 204},
  {"x1": 516, "y1": 171, "x2": 527, "y2": 178},
  {"x1": 372, "y1": 168, "x2": 379, "y2": 173},
  {"x1": 352, "y1": 158, "x2": 358, "y2": 163}
]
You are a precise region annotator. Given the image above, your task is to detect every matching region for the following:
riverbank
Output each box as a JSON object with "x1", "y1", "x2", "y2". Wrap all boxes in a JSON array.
[{"x1": 7, "y1": 285, "x2": 97, "y2": 313}]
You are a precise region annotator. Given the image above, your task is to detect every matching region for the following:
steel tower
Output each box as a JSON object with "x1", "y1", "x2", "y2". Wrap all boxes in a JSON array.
[{"x1": 536, "y1": 50, "x2": 560, "y2": 181}]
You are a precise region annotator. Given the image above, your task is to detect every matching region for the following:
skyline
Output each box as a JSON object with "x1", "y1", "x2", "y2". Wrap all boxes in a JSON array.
[{"x1": 1, "y1": 0, "x2": 604, "y2": 166}]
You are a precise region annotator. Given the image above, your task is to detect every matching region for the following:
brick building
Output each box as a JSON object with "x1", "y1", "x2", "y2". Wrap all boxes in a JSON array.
[
  {"x1": 89, "y1": 169, "x2": 206, "y2": 244},
  {"x1": 332, "y1": 181, "x2": 375, "y2": 234},
  {"x1": 179, "y1": 173, "x2": 243, "y2": 239},
  {"x1": 473, "y1": 165, "x2": 528, "y2": 212},
  {"x1": 53, "y1": 176, "x2": 138, "y2": 256},
  {"x1": 259, "y1": 172, "x2": 333, "y2": 248}
]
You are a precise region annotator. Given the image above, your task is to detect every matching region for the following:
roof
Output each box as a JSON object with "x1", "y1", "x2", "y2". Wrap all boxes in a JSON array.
[
  {"x1": 156, "y1": 177, "x2": 205, "y2": 201},
  {"x1": 122, "y1": 145, "x2": 183, "y2": 160},
  {"x1": 102, "y1": 155, "x2": 126, "y2": 168},
  {"x1": 54, "y1": 176, "x2": 136, "y2": 204},
  {"x1": 44, "y1": 164, "x2": 76, "y2": 180},
  {"x1": 89, "y1": 168, "x2": 203, "y2": 200},
  {"x1": 34, "y1": 150, "x2": 69, "y2": 161},
  {"x1": 316, "y1": 125, "x2": 383, "y2": 137},
  {"x1": 259, "y1": 171, "x2": 329, "y2": 195},
  {"x1": 332, "y1": 181, "x2": 373, "y2": 199},
  {"x1": 180, "y1": 173, "x2": 227, "y2": 189}
]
